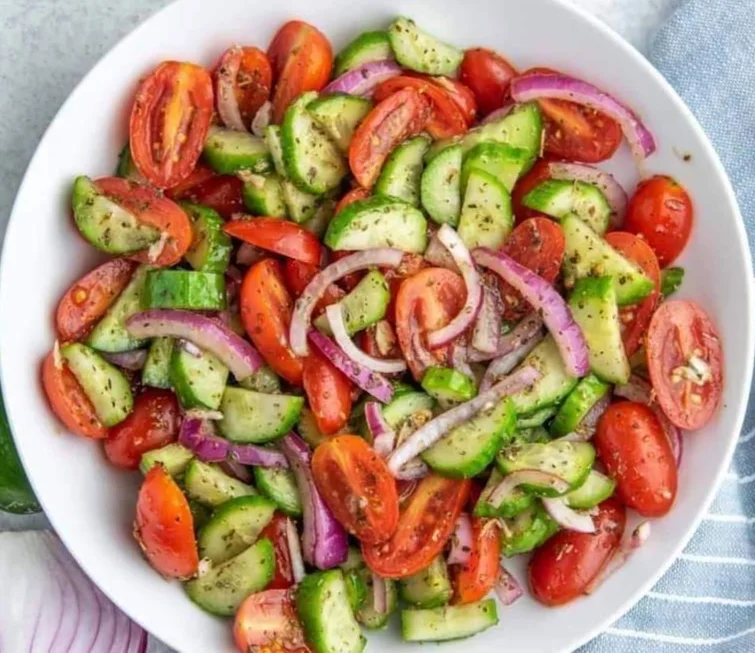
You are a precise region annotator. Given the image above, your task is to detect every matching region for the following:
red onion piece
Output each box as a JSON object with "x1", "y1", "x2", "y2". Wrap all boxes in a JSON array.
[
  {"x1": 480, "y1": 330, "x2": 543, "y2": 393},
  {"x1": 219, "y1": 459, "x2": 254, "y2": 484},
  {"x1": 427, "y1": 225, "x2": 483, "y2": 348},
  {"x1": 548, "y1": 162, "x2": 628, "y2": 227},
  {"x1": 424, "y1": 233, "x2": 459, "y2": 272},
  {"x1": 542, "y1": 497, "x2": 596, "y2": 533},
  {"x1": 470, "y1": 313, "x2": 544, "y2": 363},
  {"x1": 585, "y1": 521, "x2": 651, "y2": 594},
  {"x1": 179, "y1": 417, "x2": 230, "y2": 462},
  {"x1": 102, "y1": 348, "x2": 148, "y2": 371},
  {"x1": 449, "y1": 342, "x2": 475, "y2": 381},
  {"x1": 323, "y1": 59, "x2": 403, "y2": 97},
  {"x1": 472, "y1": 279, "x2": 504, "y2": 355},
  {"x1": 126, "y1": 309, "x2": 263, "y2": 380},
  {"x1": 488, "y1": 470, "x2": 571, "y2": 508},
  {"x1": 236, "y1": 242, "x2": 267, "y2": 266},
  {"x1": 372, "y1": 573, "x2": 388, "y2": 615},
  {"x1": 448, "y1": 513, "x2": 473, "y2": 565},
  {"x1": 216, "y1": 46, "x2": 247, "y2": 131},
  {"x1": 285, "y1": 517, "x2": 306, "y2": 584},
  {"x1": 230, "y1": 443, "x2": 289, "y2": 468},
  {"x1": 365, "y1": 401, "x2": 396, "y2": 458},
  {"x1": 251, "y1": 100, "x2": 272, "y2": 137},
  {"x1": 290, "y1": 249, "x2": 404, "y2": 357},
  {"x1": 409, "y1": 314, "x2": 438, "y2": 377},
  {"x1": 511, "y1": 72, "x2": 656, "y2": 160},
  {"x1": 494, "y1": 563, "x2": 524, "y2": 606},
  {"x1": 473, "y1": 249, "x2": 589, "y2": 377},
  {"x1": 394, "y1": 457, "x2": 430, "y2": 480},
  {"x1": 481, "y1": 102, "x2": 514, "y2": 125}
]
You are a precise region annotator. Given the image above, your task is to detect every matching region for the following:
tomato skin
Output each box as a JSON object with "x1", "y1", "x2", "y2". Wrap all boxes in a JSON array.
[
  {"x1": 452, "y1": 518, "x2": 501, "y2": 605},
  {"x1": 625, "y1": 176, "x2": 693, "y2": 266},
  {"x1": 225, "y1": 218, "x2": 323, "y2": 266},
  {"x1": 176, "y1": 175, "x2": 244, "y2": 219},
  {"x1": 604, "y1": 232, "x2": 661, "y2": 356},
  {"x1": 646, "y1": 300, "x2": 723, "y2": 430},
  {"x1": 268, "y1": 21, "x2": 333, "y2": 124},
  {"x1": 528, "y1": 498, "x2": 626, "y2": 606},
  {"x1": 214, "y1": 46, "x2": 272, "y2": 126},
  {"x1": 42, "y1": 351, "x2": 107, "y2": 439},
  {"x1": 233, "y1": 589, "x2": 309, "y2": 653},
  {"x1": 134, "y1": 466, "x2": 199, "y2": 579},
  {"x1": 359, "y1": 322, "x2": 401, "y2": 360},
  {"x1": 362, "y1": 474, "x2": 470, "y2": 578},
  {"x1": 165, "y1": 164, "x2": 215, "y2": 199},
  {"x1": 312, "y1": 436, "x2": 399, "y2": 543},
  {"x1": 129, "y1": 61, "x2": 214, "y2": 189},
  {"x1": 260, "y1": 514, "x2": 296, "y2": 590},
  {"x1": 303, "y1": 348, "x2": 353, "y2": 436},
  {"x1": 460, "y1": 48, "x2": 517, "y2": 116},
  {"x1": 511, "y1": 158, "x2": 557, "y2": 223},
  {"x1": 240, "y1": 259, "x2": 303, "y2": 385},
  {"x1": 335, "y1": 187, "x2": 370, "y2": 215},
  {"x1": 429, "y1": 76, "x2": 478, "y2": 124},
  {"x1": 56, "y1": 259, "x2": 137, "y2": 342},
  {"x1": 104, "y1": 389, "x2": 180, "y2": 470},
  {"x1": 283, "y1": 260, "x2": 345, "y2": 316},
  {"x1": 596, "y1": 402, "x2": 677, "y2": 517},
  {"x1": 349, "y1": 88, "x2": 431, "y2": 189}
]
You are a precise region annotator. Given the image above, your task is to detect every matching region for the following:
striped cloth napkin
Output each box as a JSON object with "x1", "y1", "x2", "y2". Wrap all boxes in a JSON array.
[{"x1": 582, "y1": 1, "x2": 755, "y2": 651}]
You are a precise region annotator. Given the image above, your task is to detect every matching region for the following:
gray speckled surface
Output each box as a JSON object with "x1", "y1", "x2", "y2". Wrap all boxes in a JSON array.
[{"x1": 0, "y1": 0, "x2": 680, "y2": 650}]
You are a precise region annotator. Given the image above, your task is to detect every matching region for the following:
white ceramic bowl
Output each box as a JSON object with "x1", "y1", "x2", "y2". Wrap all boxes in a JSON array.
[{"x1": 1, "y1": 0, "x2": 752, "y2": 651}]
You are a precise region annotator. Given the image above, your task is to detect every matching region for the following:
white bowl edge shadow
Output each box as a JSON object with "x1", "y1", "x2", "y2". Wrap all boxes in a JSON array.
[{"x1": 0, "y1": 0, "x2": 752, "y2": 652}]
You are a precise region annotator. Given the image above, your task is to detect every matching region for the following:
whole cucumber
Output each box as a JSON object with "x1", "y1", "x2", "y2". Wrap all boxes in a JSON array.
[{"x1": 0, "y1": 389, "x2": 40, "y2": 514}]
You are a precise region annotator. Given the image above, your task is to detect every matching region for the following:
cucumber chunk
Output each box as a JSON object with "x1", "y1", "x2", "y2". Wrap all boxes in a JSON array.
[
  {"x1": 183, "y1": 459, "x2": 256, "y2": 508},
  {"x1": 142, "y1": 337, "x2": 174, "y2": 389},
  {"x1": 314, "y1": 270, "x2": 389, "y2": 335},
  {"x1": 185, "y1": 538, "x2": 274, "y2": 616},
  {"x1": 239, "y1": 365, "x2": 282, "y2": 394},
  {"x1": 218, "y1": 387, "x2": 304, "y2": 443},
  {"x1": 324, "y1": 196, "x2": 427, "y2": 253},
  {"x1": 401, "y1": 599, "x2": 498, "y2": 642},
  {"x1": 182, "y1": 203, "x2": 233, "y2": 272},
  {"x1": 253, "y1": 466, "x2": 302, "y2": 517},
  {"x1": 421, "y1": 367, "x2": 477, "y2": 404},
  {"x1": 297, "y1": 408, "x2": 330, "y2": 448},
  {"x1": 661, "y1": 266, "x2": 684, "y2": 298},
  {"x1": 399, "y1": 556, "x2": 452, "y2": 608},
  {"x1": 308, "y1": 94, "x2": 373, "y2": 154},
  {"x1": 374, "y1": 135, "x2": 431, "y2": 206},
  {"x1": 461, "y1": 142, "x2": 530, "y2": 193},
  {"x1": 297, "y1": 569, "x2": 366, "y2": 653},
  {"x1": 240, "y1": 172, "x2": 287, "y2": 218},
  {"x1": 356, "y1": 570, "x2": 398, "y2": 629},
  {"x1": 302, "y1": 197, "x2": 336, "y2": 236},
  {"x1": 474, "y1": 468, "x2": 535, "y2": 518},
  {"x1": 420, "y1": 144, "x2": 462, "y2": 226},
  {"x1": 461, "y1": 103, "x2": 543, "y2": 164},
  {"x1": 569, "y1": 276, "x2": 631, "y2": 384},
  {"x1": 382, "y1": 391, "x2": 435, "y2": 430},
  {"x1": 344, "y1": 568, "x2": 368, "y2": 612},
  {"x1": 335, "y1": 31, "x2": 393, "y2": 76},
  {"x1": 139, "y1": 442, "x2": 193, "y2": 477},
  {"x1": 562, "y1": 214, "x2": 654, "y2": 305},
  {"x1": 144, "y1": 270, "x2": 226, "y2": 311},
  {"x1": 550, "y1": 373, "x2": 610, "y2": 438},
  {"x1": 116, "y1": 144, "x2": 145, "y2": 183},
  {"x1": 388, "y1": 17, "x2": 463, "y2": 76},
  {"x1": 524, "y1": 179, "x2": 611, "y2": 234},
  {"x1": 513, "y1": 426, "x2": 551, "y2": 445},
  {"x1": 61, "y1": 343, "x2": 133, "y2": 427},
  {"x1": 564, "y1": 469, "x2": 616, "y2": 509},
  {"x1": 203, "y1": 126, "x2": 271, "y2": 174},
  {"x1": 198, "y1": 495, "x2": 276, "y2": 564},
  {"x1": 517, "y1": 406, "x2": 557, "y2": 429},
  {"x1": 341, "y1": 546, "x2": 364, "y2": 572},
  {"x1": 501, "y1": 502, "x2": 558, "y2": 557},
  {"x1": 170, "y1": 346, "x2": 229, "y2": 410},
  {"x1": 458, "y1": 168, "x2": 514, "y2": 250}
]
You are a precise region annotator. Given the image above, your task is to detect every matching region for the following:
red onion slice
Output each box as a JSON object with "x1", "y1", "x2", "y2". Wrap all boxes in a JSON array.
[
  {"x1": 494, "y1": 563, "x2": 524, "y2": 606},
  {"x1": 427, "y1": 225, "x2": 483, "y2": 348},
  {"x1": 469, "y1": 313, "x2": 544, "y2": 363},
  {"x1": 472, "y1": 279, "x2": 504, "y2": 355},
  {"x1": 236, "y1": 242, "x2": 266, "y2": 267},
  {"x1": 548, "y1": 162, "x2": 628, "y2": 227},
  {"x1": 179, "y1": 417, "x2": 230, "y2": 463},
  {"x1": 488, "y1": 470, "x2": 571, "y2": 508},
  {"x1": 481, "y1": 102, "x2": 514, "y2": 125},
  {"x1": 216, "y1": 46, "x2": 247, "y2": 131},
  {"x1": 285, "y1": 517, "x2": 306, "y2": 584},
  {"x1": 480, "y1": 330, "x2": 543, "y2": 393},
  {"x1": 251, "y1": 100, "x2": 272, "y2": 137},
  {"x1": 449, "y1": 342, "x2": 475, "y2": 381},
  {"x1": 372, "y1": 573, "x2": 388, "y2": 615},
  {"x1": 424, "y1": 233, "x2": 459, "y2": 272},
  {"x1": 585, "y1": 521, "x2": 651, "y2": 594},
  {"x1": 102, "y1": 348, "x2": 148, "y2": 371},
  {"x1": 473, "y1": 249, "x2": 589, "y2": 377},
  {"x1": 323, "y1": 59, "x2": 403, "y2": 97},
  {"x1": 511, "y1": 72, "x2": 656, "y2": 160},
  {"x1": 230, "y1": 443, "x2": 289, "y2": 468},
  {"x1": 219, "y1": 459, "x2": 253, "y2": 484},
  {"x1": 180, "y1": 338, "x2": 203, "y2": 358},
  {"x1": 290, "y1": 249, "x2": 404, "y2": 357},
  {"x1": 448, "y1": 513, "x2": 473, "y2": 565},
  {"x1": 542, "y1": 497, "x2": 596, "y2": 533},
  {"x1": 394, "y1": 458, "x2": 430, "y2": 481},
  {"x1": 365, "y1": 401, "x2": 397, "y2": 458}
]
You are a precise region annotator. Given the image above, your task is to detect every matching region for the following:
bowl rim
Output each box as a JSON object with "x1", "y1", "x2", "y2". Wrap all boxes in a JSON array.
[{"x1": 1, "y1": 0, "x2": 752, "y2": 651}]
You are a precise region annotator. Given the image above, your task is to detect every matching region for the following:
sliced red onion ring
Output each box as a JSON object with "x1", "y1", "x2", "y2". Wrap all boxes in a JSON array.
[
  {"x1": 290, "y1": 249, "x2": 404, "y2": 357},
  {"x1": 126, "y1": 309, "x2": 263, "y2": 381},
  {"x1": 323, "y1": 59, "x2": 402, "y2": 97},
  {"x1": 236, "y1": 242, "x2": 266, "y2": 267},
  {"x1": 448, "y1": 513, "x2": 473, "y2": 565},
  {"x1": 216, "y1": 46, "x2": 247, "y2": 131},
  {"x1": 179, "y1": 417, "x2": 229, "y2": 463},
  {"x1": 449, "y1": 342, "x2": 475, "y2": 381},
  {"x1": 511, "y1": 72, "x2": 656, "y2": 160},
  {"x1": 427, "y1": 225, "x2": 483, "y2": 348},
  {"x1": 542, "y1": 497, "x2": 596, "y2": 533},
  {"x1": 373, "y1": 320, "x2": 397, "y2": 357},
  {"x1": 251, "y1": 100, "x2": 272, "y2": 137},
  {"x1": 230, "y1": 443, "x2": 289, "y2": 468},
  {"x1": 495, "y1": 563, "x2": 524, "y2": 606},
  {"x1": 394, "y1": 458, "x2": 430, "y2": 481},
  {"x1": 372, "y1": 573, "x2": 388, "y2": 615},
  {"x1": 102, "y1": 348, "x2": 148, "y2": 371},
  {"x1": 285, "y1": 517, "x2": 306, "y2": 584},
  {"x1": 585, "y1": 521, "x2": 651, "y2": 594},
  {"x1": 548, "y1": 162, "x2": 628, "y2": 227},
  {"x1": 480, "y1": 330, "x2": 543, "y2": 393},
  {"x1": 481, "y1": 102, "x2": 514, "y2": 125},
  {"x1": 472, "y1": 279, "x2": 504, "y2": 355},
  {"x1": 388, "y1": 365, "x2": 540, "y2": 475},
  {"x1": 424, "y1": 233, "x2": 459, "y2": 272},
  {"x1": 469, "y1": 313, "x2": 544, "y2": 363},
  {"x1": 219, "y1": 459, "x2": 253, "y2": 484},
  {"x1": 488, "y1": 470, "x2": 571, "y2": 508},
  {"x1": 365, "y1": 402, "x2": 397, "y2": 458},
  {"x1": 409, "y1": 313, "x2": 438, "y2": 376},
  {"x1": 473, "y1": 249, "x2": 589, "y2": 377}
]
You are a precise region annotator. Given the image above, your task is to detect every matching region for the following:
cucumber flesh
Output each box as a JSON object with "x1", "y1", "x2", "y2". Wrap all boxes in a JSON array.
[
  {"x1": 550, "y1": 373, "x2": 611, "y2": 438},
  {"x1": 182, "y1": 203, "x2": 233, "y2": 272},
  {"x1": 218, "y1": 387, "x2": 304, "y2": 443},
  {"x1": 253, "y1": 466, "x2": 302, "y2": 517},
  {"x1": 381, "y1": 391, "x2": 435, "y2": 430},
  {"x1": 335, "y1": 31, "x2": 393, "y2": 76},
  {"x1": 203, "y1": 126, "x2": 271, "y2": 175},
  {"x1": 388, "y1": 17, "x2": 463, "y2": 76},
  {"x1": 356, "y1": 570, "x2": 398, "y2": 629},
  {"x1": 183, "y1": 460, "x2": 256, "y2": 508},
  {"x1": 461, "y1": 142, "x2": 529, "y2": 193},
  {"x1": 313, "y1": 270, "x2": 389, "y2": 335},
  {"x1": 401, "y1": 600, "x2": 498, "y2": 642},
  {"x1": 297, "y1": 407, "x2": 330, "y2": 448},
  {"x1": 374, "y1": 135, "x2": 431, "y2": 206},
  {"x1": 170, "y1": 346, "x2": 229, "y2": 410},
  {"x1": 458, "y1": 168, "x2": 514, "y2": 250},
  {"x1": 240, "y1": 172, "x2": 288, "y2": 218},
  {"x1": 516, "y1": 406, "x2": 556, "y2": 429},
  {"x1": 344, "y1": 568, "x2": 369, "y2": 612},
  {"x1": 523, "y1": 179, "x2": 612, "y2": 234},
  {"x1": 420, "y1": 144, "x2": 462, "y2": 226},
  {"x1": 421, "y1": 367, "x2": 476, "y2": 404},
  {"x1": 501, "y1": 502, "x2": 558, "y2": 557},
  {"x1": 474, "y1": 468, "x2": 535, "y2": 519},
  {"x1": 139, "y1": 442, "x2": 193, "y2": 477},
  {"x1": 116, "y1": 144, "x2": 146, "y2": 183},
  {"x1": 399, "y1": 556, "x2": 452, "y2": 609},
  {"x1": 307, "y1": 94, "x2": 373, "y2": 154},
  {"x1": 564, "y1": 469, "x2": 616, "y2": 509},
  {"x1": 141, "y1": 337, "x2": 174, "y2": 389},
  {"x1": 239, "y1": 366, "x2": 281, "y2": 394},
  {"x1": 512, "y1": 426, "x2": 551, "y2": 445},
  {"x1": 302, "y1": 197, "x2": 336, "y2": 237},
  {"x1": 144, "y1": 270, "x2": 226, "y2": 311},
  {"x1": 462, "y1": 103, "x2": 543, "y2": 163}
]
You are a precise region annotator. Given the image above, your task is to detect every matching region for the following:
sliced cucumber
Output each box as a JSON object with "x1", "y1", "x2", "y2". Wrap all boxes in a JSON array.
[
  {"x1": 564, "y1": 469, "x2": 616, "y2": 509},
  {"x1": 324, "y1": 196, "x2": 427, "y2": 253},
  {"x1": 308, "y1": 94, "x2": 373, "y2": 154},
  {"x1": 139, "y1": 442, "x2": 193, "y2": 477},
  {"x1": 218, "y1": 387, "x2": 304, "y2": 443},
  {"x1": 550, "y1": 374, "x2": 611, "y2": 438},
  {"x1": 374, "y1": 135, "x2": 431, "y2": 206},
  {"x1": 512, "y1": 426, "x2": 551, "y2": 445},
  {"x1": 341, "y1": 546, "x2": 364, "y2": 572},
  {"x1": 463, "y1": 103, "x2": 543, "y2": 163},
  {"x1": 189, "y1": 500, "x2": 213, "y2": 533},
  {"x1": 401, "y1": 599, "x2": 498, "y2": 642},
  {"x1": 562, "y1": 214, "x2": 654, "y2": 306},
  {"x1": 344, "y1": 568, "x2": 368, "y2": 612},
  {"x1": 302, "y1": 197, "x2": 336, "y2": 236},
  {"x1": 203, "y1": 126, "x2": 271, "y2": 174},
  {"x1": 198, "y1": 495, "x2": 276, "y2": 564},
  {"x1": 182, "y1": 203, "x2": 233, "y2": 273},
  {"x1": 297, "y1": 407, "x2": 329, "y2": 448},
  {"x1": 313, "y1": 270, "x2": 389, "y2": 335},
  {"x1": 239, "y1": 366, "x2": 282, "y2": 394},
  {"x1": 116, "y1": 144, "x2": 145, "y2": 183},
  {"x1": 661, "y1": 266, "x2": 684, "y2": 298},
  {"x1": 523, "y1": 180, "x2": 611, "y2": 234},
  {"x1": 170, "y1": 346, "x2": 229, "y2": 410},
  {"x1": 388, "y1": 17, "x2": 463, "y2": 76},
  {"x1": 142, "y1": 337, "x2": 174, "y2": 389},
  {"x1": 458, "y1": 168, "x2": 514, "y2": 250},
  {"x1": 474, "y1": 468, "x2": 535, "y2": 519},
  {"x1": 517, "y1": 406, "x2": 557, "y2": 429},
  {"x1": 185, "y1": 538, "x2": 274, "y2": 616},
  {"x1": 253, "y1": 466, "x2": 302, "y2": 517},
  {"x1": 86, "y1": 264, "x2": 149, "y2": 353},
  {"x1": 501, "y1": 502, "x2": 558, "y2": 557},
  {"x1": 240, "y1": 172, "x2": 288, "y2": 218},
  {"x1": 356, "y1": 570, "x2": 398, "y2": 629},
  {"x1": 569, "y1": 276, "x2": 630, "y2": 384},
  {"x1": 60, "y1": 343, "x2": 133, "y2": 427},
  {"x1": 399, "y1": 556, "x2": 452, "y2": 609},
  {"x1": 382, "y1": 391, "x2": 435, "y2": 430},
  {"x1": 461, "y1": 142, "x2": 530, "y2": 193},
  {"x1": 420, "y1": 144, "x2": 462, "y2": 226},
  {"x1": 421, "y1": 367, "x2": 476, "y2": 404},
  {"x1": 144, "y1": 270, "x2": 226, "y2": 311},
  {"x1": 183, "y1": 459, "x2": 256, "y2": 508},
  {"x1": 334, "y1": 31, "x2": 393, "y2": 76}
]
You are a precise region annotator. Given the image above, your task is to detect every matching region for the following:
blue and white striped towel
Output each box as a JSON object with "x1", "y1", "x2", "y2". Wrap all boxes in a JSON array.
[{"x1": 582, "y1": 0, "x2": 755, "y2": 651}]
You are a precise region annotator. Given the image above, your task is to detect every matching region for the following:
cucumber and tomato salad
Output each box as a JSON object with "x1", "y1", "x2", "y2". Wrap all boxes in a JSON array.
[{"x1": 35, "y1": 12, "x2": 724, "y2": 653}]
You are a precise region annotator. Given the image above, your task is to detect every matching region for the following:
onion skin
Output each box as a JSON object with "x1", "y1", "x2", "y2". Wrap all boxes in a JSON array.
[{"x1": 322, "y1": 59, "x2": 402, "y2": 96}]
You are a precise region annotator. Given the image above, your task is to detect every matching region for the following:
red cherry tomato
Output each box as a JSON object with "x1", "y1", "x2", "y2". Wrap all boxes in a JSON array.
[
  {"x1": 165, "y1": 164, "x2": 215, "y2": 199},
  {"x1": 451, "y1": 518, "x2": 501, "y2": 605},
  {"x1": 283, "y1": 259, "x2": 345, "y2": 316},
  {"x1": 176, "y1": 175, "x2": 244, "y2": 220},
  {"x1": 625, "y1": 176, "x2": 693, "y2": 266},
  {"x1": 528, "y1": 498, "x2": 626, "y2": 606},
  {"x1": 511, "y1": 158, "x2": 558, "y2": 223},
  {"x1": 214, "y1": 46, "x2": 272, "y2": 127},
  {"x1": 429, "y1": 76, "x2": 478, "y2": 125},
  {"x1": 260, "y1": 514, "x2": 296, "y2": 590},
  {"x1": 225, "y1": 218, "x2": 323, "y2": 266},
  {"x1": 233, "y1": 589, "x2": 309, "y2": 653},
  {"x1": 334, "y1": 187, "x2": 370, "y2": 215},
  {"x1": 303, "y1": 348, "x2": 352, "y2": 436},
  {"x1": 129, "y1": 61, "x2": 214, "y2": 189},
  {"x1": 646, "y1": 300, "x2": 723, "y2": 430},
  {"x1": 459, "y1": 48, "x2": 518, "y2": 116},
  {"x1": 134, "y1": 466, "x2": 199, "y2": 579},
  {"x1": 359, "y1": 321, "x2": 401, "y2": 361}
]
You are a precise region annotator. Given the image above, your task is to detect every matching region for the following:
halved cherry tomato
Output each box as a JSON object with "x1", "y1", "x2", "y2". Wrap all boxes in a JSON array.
[
  {"x1": 459, "y1": 48, "x2": 518, "y2": 116},
  {"x1": 360, "y1": 321, "x2": 401, "y2": 361},
  {"x1": 528, "y1": 498, "x2": 626, "y2": 606},
  {"x1": 303, "y1": 348, "x2": 352, "y2": 436},
  {"x1": 429, "y1": 76, "x2": 478, "y2": 125},
  {"x1": 93, "y1": 177, "x2": 193, "y2": 267},
  {"x1": 625, "y1": 176, "x2": 693, "y2": 266},
  {"x1": 451, "y1": 518, "x2": 500, "y2": 605},
  {"x1": 233, "y1": 589, "x2": 309, "y2": 653},
  {"x1": 499, "y1": 217, "x2": 565, "y2": 321},
  {"x1": 268, "y1": 21, "x2": 333, "y2": 124},
  {"x1": 395, "y1": 267, "x2": 466, "y2": 380},
  {"x1": 349, "y1": 88, "x2": 431, "y2": 189},
  {"x1": 604, "y1": 232, "x2": 661, "y2": 356},
  {"x1": 174, "y1": 174, "x2": 244, "y2": 219},
  {"x1": 373, "y1": 76, "x2": 467, "y2": 139},
  {"x1": 225, "y1": 218, "x2": 323, "y2": 266},
  {"x1": 165, "y1": 164, "x2": 215, "y2": 199},
  {"x1": 55, "y1": 259, "x2": 137, "y2": 342},
  {"x1": 134, "y1": 466, "x2": 198, "y2": 579},
  {"x1": 104, "y1": 389, "x2": 180, "y2": 470},
  {"x1": 511, "y1": 157, "x2": 558, "y2": 223},
  {"x1": 129, "y1": 61, "x2": 214, "y2": 189},
  {"x1": 260, "y1": 514, "x2": 296, "y2": 590},
  {"x1": 312, "y1": 435, "x2": 398, "y2": 543},
  {"x1": 42, "y1": 350, "x2": 106, "y2": 439},
  {"x1": 240, "y1": 259, "x2": 303, "y2": 385},
  {"x1": 334, "y1": 187, "x2": 370, "y2": 215},
  {"x1": 214, "y1": 46, "x2": 272, "y2": 126},
  {"x1": 646, "y1": 300, "x2": 723, "y2": 430},
  {"x1": 596, "y1": 402, "x2": 677, "y2": 517},
  {"x1": 283, "y1": 259, "x2": 345, "y2": 316},
  {"x1": 362, "y1": 474, "x2": 470, "y2": 578}
]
